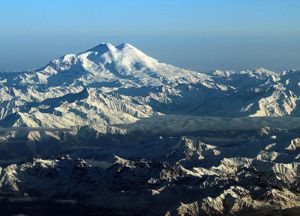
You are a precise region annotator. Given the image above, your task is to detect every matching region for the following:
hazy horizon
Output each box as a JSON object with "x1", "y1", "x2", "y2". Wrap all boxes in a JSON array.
[{"x1": 1, "y1": 0, "x2": 300, "y2": 72}]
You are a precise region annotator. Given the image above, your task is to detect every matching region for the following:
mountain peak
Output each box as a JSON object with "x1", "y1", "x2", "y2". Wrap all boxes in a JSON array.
[
  {"x1": 87, "y1": 42, "x2": 116, "y2": 53},
  {"x1": 116, "y1": 43, "x2": 136, "y2": 50},
  {"x1": 253, "y1": 67, "x2": 276, "y2": 74}
]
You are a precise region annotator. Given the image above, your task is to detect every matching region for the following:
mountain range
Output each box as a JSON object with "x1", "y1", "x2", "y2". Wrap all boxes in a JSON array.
[
  {"x1": 0, "y1": 43, "x2": 300, "y2": 215},
  {"x1": 1, "y1": 43, "x2": 300, "y2": 139}
]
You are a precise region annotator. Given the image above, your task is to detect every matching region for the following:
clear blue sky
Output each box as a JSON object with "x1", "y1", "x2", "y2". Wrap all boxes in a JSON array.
[{"x1": 1, "y1": 0, "x2": 300, "y2": 72}]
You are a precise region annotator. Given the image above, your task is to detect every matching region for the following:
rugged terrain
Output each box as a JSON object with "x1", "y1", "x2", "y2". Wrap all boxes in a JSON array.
[{"x1": 0, "y1": 43, "x2": 300, "y2": 215}]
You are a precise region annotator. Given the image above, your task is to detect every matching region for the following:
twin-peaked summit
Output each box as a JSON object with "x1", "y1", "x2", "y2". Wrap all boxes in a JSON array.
[
  {"x1": 86, "y1": 42, "x2": 140, "y2": 54},
  {"x1": 32, "y1": 42, "x2": 206, "y2": 86}
]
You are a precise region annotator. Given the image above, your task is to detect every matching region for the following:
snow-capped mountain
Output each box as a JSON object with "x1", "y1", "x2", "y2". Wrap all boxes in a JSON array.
[
  {"x1": 0, "y1": 42, "x2": 300, "y2": 142},
  {"x1": 0, "y1": 43, "x2": 214, "y2": 139},
  {"x1": 1, "y1": 43, "x2": 300, "y2": 215}
]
